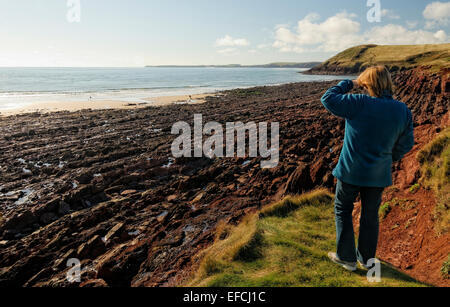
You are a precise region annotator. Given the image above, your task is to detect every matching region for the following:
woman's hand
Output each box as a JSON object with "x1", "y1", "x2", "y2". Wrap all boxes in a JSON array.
[{"x1": 352, "y1": 80, "x2": 360, "y2": 88}]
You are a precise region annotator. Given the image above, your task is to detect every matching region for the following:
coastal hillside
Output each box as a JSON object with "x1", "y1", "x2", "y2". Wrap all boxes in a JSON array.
[
  {"x1": 307, "y1": 43, "x2": 450, "y2": 74},
  {"x1": 187, "y1": 190, "x2": 426, "y2": 287}
]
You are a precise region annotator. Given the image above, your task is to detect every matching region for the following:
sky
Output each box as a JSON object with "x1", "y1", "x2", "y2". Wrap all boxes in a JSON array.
[{"x1": 0, "y1": 0, "x2": 449, "y2": 67}]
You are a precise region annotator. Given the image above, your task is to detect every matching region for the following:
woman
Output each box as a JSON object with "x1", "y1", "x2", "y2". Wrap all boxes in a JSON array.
[{"x1": 321, "y1": 66, "x2": 414, "y2": 271}]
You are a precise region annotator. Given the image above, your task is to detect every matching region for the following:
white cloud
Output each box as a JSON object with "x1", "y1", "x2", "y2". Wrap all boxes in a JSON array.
[
  {"x1": 406, "y1": 21, "x2": 419, "y2": 29},
  {"x1": 381, "y1": 9, "x2": 400, "y2": 20},
  {"x1": 215, "y1": 35, "x2": 250, "y2": 47},
  {"x1": 365, "y1": 24, "x2": 448, "y2": 45},
  {"x1": 273, "y1": 12, "x2": 449, "y2": 54},
  {"x1": 273, "y1": 12, "x2": 362, "y2": 53},
  {"x1": 217, "y1": 48, "x2": 238, "y2": 55},
  {"x1": 257, "y1": 43, "x2": 270, "y2": 49},
  {"x1": 423, "y1": 1, "x2": 450, "y2": 28},
  {"x1": 434, "y1": 30, "x2": 448, "y2": 41}
]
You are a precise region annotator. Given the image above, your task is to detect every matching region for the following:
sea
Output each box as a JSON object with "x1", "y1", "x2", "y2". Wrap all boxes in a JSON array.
[{"x1": 0, "y1": 67, "x2": 350, "y2": 111}]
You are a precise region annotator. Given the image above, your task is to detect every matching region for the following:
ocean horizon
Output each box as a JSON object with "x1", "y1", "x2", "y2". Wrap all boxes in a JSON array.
[{"x1": 0, "y1": 67, "x2": 351, "y2": 111}]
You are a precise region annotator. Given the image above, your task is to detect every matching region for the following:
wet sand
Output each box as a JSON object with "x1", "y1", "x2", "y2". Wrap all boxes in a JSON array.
[{"x1": 0, "y1": 93, "x2": 211, "y2": 116}]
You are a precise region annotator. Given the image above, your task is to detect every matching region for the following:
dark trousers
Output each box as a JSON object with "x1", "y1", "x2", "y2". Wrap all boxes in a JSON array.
[{"x1": 334, "y1": 180, "x2": 384, "y2": 263}]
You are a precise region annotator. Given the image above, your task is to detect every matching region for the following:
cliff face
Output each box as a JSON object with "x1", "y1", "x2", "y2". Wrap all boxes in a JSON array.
[
  {"x1": 392, "y1": 67, "x2": 449, "y2": 125},
  {"x1": 306, "y1": 64, "x2": 450, "y2": 124},
  {"x1": 364, "y1": 68, "x2": 449, "y2": 286},
  {"x1": 0, "y1": 68, "x2": 448, "y2": 287}
]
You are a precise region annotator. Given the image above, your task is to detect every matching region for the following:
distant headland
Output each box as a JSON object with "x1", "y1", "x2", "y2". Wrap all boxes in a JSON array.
[{"x1": 145, "y1": 62, "x2": 322, "y2": 69}]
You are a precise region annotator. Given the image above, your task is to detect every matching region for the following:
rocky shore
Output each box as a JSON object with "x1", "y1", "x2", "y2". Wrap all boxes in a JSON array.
[{"x1": 0, "y1": 68, "x2": 448, "y2": 287}]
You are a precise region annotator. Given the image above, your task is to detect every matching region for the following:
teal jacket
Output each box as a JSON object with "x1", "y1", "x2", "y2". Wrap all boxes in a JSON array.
[{"x1": 321, "y1": 80, "x2": 414, "y2": 188}]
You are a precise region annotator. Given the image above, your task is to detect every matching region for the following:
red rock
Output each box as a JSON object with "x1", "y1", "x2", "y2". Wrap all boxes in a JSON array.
[
  {"x1": 191, "y1": 192, "x2": 205, "y2": 203},
  {"x1": 104, "y1": 222, "x2": 125, "y2": 242},
  {"x1": 157, "y1": 211, "x2": 169, "y2": 223},
  {"x1": 40, "y1": 212, "x2": 58, "y2": 224},
  {"x1": 282, "y1": 163, "x2": 313, "y2": 195},
  {"x1": 80, "y1": 279, "x2": 108, "y2": 287},
  {"x1": 121, "y1": 190, "x2": 137, "y2": 196},
  {"x1": 77, "y1": 235, "x2": 105, "y2": 259},
  {"x1": 167, "y1": 195, "x2": 177, "y2": 201},
  {"x1": 3, "y1": 211, "x2": 37, "y2": 231}
]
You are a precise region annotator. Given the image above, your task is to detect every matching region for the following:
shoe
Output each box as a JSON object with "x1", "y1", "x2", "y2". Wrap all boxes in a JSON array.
[
  {"x1": 358, "y1": 259, "x2": 379, "y2": 270},
  {"x1": 358, "y1": 260, "x2": 371, "y2": 270},
  {"x1": 328, "y1": 252, "x2": 357, "y2": 272}
]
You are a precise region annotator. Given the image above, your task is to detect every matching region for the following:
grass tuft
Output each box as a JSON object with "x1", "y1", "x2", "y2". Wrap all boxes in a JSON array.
[
  {"x1": 202, "y1": 256, "x2": 227, "y2": 277},
  {"x1": 417, "y1": 131, "x2": 450, "y2": 164},
  {"x1": 379, "y1": 202, "x2": 392, "y2": 220},
  {"x1": 190, "y1": 213, "x2": 262, "y2": 282},
  {"x1": 441, "y1": 255, "x2": 450, "y2": 279},
  {"x1": 260, "y1": 189, "x2": 333, "y2": 218},
  {"x1": 233, "y1": 229, "x2": 264, "y2": 262},
  {"x1": 417, "y1": 128, "x2": 450, "y2": 235},
  {"x1": 409, "y1": 184, "x2": 421, "y2": 194}
]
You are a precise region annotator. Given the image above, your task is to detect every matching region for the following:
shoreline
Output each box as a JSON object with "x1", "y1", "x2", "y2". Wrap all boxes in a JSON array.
[
  {"x1": 0, "y1": 79, "x2": 347, "y2": 117},
  {"x1": 0, "y1": 76, "x2": 353, "y2": 117},
  {"x1": 0, "y1": 93, "x2": 213, "y2": 117},
  {"x1": 0, "y1": 80, "x2": 326, "y2": 117}
]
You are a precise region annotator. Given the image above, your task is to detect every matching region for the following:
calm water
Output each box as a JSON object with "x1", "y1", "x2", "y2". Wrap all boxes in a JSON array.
[{"x1": 0, "y1": 67, "x2": 349, "y2": 110}]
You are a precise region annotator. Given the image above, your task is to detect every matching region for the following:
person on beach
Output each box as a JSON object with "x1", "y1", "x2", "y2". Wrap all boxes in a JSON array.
[{"x1": 321, "y1": 66, "x2": 414, "y2": 271}]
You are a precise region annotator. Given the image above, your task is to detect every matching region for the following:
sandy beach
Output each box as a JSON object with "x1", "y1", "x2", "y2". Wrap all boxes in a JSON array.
[{"x1": 0, "y1": 93, "x2": 211, "y2": 116}]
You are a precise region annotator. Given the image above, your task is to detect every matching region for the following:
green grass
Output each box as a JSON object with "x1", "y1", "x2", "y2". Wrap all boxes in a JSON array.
[
  {"x1": 409, "y1": 184, "x2": 421, "y2": 194},
  {"x1": 379, "y1": 198, "x2": 418, "y2": 222},
  {"x1": 417, "y1": 128, "x2": 450, "y2": 235},
  {"x1": 187, "y1": 190, "x2": 426, "y2": 287},
  {"x1": 315, "y1": 43, "x2": 450, "y2": 73},
  {"x1": 442, "y1": 255, "x2": 450, "y2": 279},
  {"x1": 379, "y1": 202, "x2": 392, "y2": 220}
]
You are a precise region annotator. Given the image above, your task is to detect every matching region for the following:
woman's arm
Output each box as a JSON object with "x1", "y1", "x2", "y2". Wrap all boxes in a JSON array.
[
  {"x1": 392, "y1": 109, "x2": 415, "y2": 162},
  {"x1": 321, "y1": 80, "x2": 365, "y2": 119}
]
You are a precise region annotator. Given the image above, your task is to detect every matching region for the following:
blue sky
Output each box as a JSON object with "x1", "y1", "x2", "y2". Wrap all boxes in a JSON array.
[{"x1": 0, "y1": 0, "x2": 448, "y2": 66}]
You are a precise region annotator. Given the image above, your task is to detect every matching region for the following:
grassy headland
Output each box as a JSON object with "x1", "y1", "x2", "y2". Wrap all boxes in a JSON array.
[
  {"x1": 187, "y1": 190, "x2": 426, "y2": 287},
  {"x1": 307, "y1": 43, "x2": 450, "y2": 74}
]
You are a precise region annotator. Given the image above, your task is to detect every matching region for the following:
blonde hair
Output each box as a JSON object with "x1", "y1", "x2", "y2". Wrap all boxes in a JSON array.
[{"x1": 357, "y1": 65, "x2": 394, "y2": 98}]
